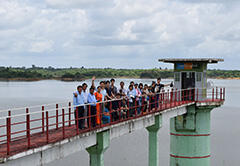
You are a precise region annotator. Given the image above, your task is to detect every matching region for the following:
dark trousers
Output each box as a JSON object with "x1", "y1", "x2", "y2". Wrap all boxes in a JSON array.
[
  {"x1": 129, "y1": 102, "x2": 135, "y2": 117},
  {"x1": 88, "y1": 106, "x2": 96, "y2": 128},
  {"x1": 111, "y1": 111, "x2": 119, "y2": 122},
  {"x1": 150, "y1": 97, "x2": 155, "y2": 110},
  {"x1": 75, "y1": 106, "x2": 85, "y2": 129}
]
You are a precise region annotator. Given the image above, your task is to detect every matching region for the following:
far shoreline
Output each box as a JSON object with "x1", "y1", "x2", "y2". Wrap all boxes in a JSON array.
[{"x1": 0, "y1": 77, "x2": 240, "y2": 82}]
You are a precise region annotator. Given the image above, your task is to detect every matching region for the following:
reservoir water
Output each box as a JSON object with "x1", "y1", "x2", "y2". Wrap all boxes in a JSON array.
[{"x1": 0, "y1": 79, "x2": 239, "y2": 166}]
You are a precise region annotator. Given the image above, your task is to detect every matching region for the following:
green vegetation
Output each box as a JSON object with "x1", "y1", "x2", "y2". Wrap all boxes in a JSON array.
[{"x1": 0, "y1": 66, "x2": 239, "y2": 81}]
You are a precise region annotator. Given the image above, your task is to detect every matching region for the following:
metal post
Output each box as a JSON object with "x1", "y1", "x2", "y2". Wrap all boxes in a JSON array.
[
  {"x1": 165, "y1": 92, "x2": 167, "y2": 109},
  {"x1": 26, "y1": 108, "x2": 30, "y2": 149},
  {"x1": 178, "y1": 90, "x2": 180, "y2": 105},
  {"x1": 193, "y1": 88, "x2": 195, "y2": 101},
  {"x1": 135, "y1": 99, "x2": 137, "y2": 117},
  {"x1": 118, "y1": 100, "x2": 121, "y2": 121},
  {"x1": 223, "y1": 88, "x2": 225, "y2": 100},
  {"x1": 42, "y1": 106, "x2": 45, "y2": 133},
  {"x1": 212, "y1": 88, "x2": 214, "y2": 102},
  {"x1": 76, "y1": 107, "x2": 79, "y2": 135},
  {"x1": 174, "y1": 89, "x2": 177, "y2": 107},
  {"x1": 220, "y1": 88, "x2": 222, "y2": 100},
  {"x1": 196, "y1": 89, "x2": 199, "y2": 102},
  {"x1": 216, "y1": 87, "x2": 218, "y2": 99},
  {"x1": 127, "y1": 99, "x2": 130, "y2": 118},
  {"x1": 149, "y1": 97, "x2": 152, "y2": 112},
  {"x1": 46, "y1": 111, "x2": 49, "y2": 143},
  {"x1": 160, "y1": 93, "x2": 162, "y2": 111},
  {"x1": 154, "y1": 95, "x2": 157, "y2": 111},
  {"x1": 69, "y1": 102, "x2": 71, "y2": 126},
  {"x1": 167, "y1": 89, "x2": 170, "y2": 108},
  {"x1": 6, "y1": 111, "x2": 11, "y2": 155},
  {"x1": 100, "y1": 103, "x2": 103, "y2": 127},
  {"x1": 56, "y1": 104, "x2": 59, "y2": 130},
  {"x1": 188, "y1": 89, "x2": 192, "y2": 101},
  {"x1": 89, "y1": 105, "x2": 91, "y2": 128},
  {"x1": 62, "y1": 109, "x2": 65, "y2": 139}
]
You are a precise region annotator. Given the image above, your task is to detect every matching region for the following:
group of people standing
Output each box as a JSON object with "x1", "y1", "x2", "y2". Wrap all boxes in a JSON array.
[{"x1": 73, "y1": 77, "x2": 173, "y2": 129}]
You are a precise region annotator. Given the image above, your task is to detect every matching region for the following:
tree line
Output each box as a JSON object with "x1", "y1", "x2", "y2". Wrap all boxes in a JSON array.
[{"x1": 0, "y1": 66, "x2": 239, "y2": 80}]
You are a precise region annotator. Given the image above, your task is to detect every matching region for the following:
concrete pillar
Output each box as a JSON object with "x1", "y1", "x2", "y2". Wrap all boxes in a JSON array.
[
  {"x1": 86, "y1": 130, "x2": 110, "y2": 166},
  {"x1": 170, "y1": 105, "x2": 214, "y2": 166},
  {"x1": 146, "y1": 115, "x2": 162, "y2": 166}
]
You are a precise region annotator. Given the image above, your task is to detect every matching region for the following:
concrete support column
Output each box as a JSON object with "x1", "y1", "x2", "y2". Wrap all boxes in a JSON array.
[
  {"x1": 146, "y1": 115, "x2": 162, "y2": 166},
  {"x1": 86, "y1": 130, "x2": 110, "y2": 166},
  {"x1": 170, "y1": 105, "x2": 213, "y2": 166}
]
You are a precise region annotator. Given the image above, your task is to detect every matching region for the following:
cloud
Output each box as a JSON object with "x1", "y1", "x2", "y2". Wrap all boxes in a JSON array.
[
  {"x1": 29, "y1": 40, "x2": 54, "y2": 53},
  {"x1": 45, "y1": 0, "x2": 114, "y2": 9},
  {"x1": 0, "y1": 0, "x2": 239, "y2": 69}
]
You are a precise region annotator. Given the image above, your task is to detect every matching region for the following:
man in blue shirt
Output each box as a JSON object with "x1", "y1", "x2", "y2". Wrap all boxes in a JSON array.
[
  {"x1": 73, "y1": 86, "x2": 85, "y2": 129},
  {"x1": 87, "y1": 87, "x2": 97, "y2": 128}
]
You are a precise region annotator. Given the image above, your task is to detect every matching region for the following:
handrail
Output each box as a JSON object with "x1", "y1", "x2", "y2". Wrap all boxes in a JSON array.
[
  {"x1": 0, "y1": 87, "x2": 225, "y2": 157},
  {"x1": 0, "y1": 87, "x2": 225, "y2": 119}
]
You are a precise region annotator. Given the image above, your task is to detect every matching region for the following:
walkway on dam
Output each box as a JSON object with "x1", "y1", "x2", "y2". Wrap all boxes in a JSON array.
[{"x1": 0, "y1": 87, "x2": 225, "y2": 161}]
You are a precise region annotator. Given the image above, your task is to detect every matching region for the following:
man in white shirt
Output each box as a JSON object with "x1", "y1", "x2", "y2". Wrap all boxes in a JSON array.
[{"x1": 118, "y1": 81, "x2": 127, "y2": 96}]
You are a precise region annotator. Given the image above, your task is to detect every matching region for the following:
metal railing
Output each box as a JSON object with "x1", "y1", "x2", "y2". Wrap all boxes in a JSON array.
[{"x1": 0, "y1": 87, "x2": 225, "y2": 157}]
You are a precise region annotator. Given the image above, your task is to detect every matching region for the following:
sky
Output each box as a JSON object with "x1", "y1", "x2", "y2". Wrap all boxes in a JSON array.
[{"x1": 0, "y1": 0, "x2": 240, "y2": 69}]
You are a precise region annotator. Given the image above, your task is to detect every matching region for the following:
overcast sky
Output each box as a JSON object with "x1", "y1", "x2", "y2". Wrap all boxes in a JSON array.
[{"x1": 0, "y1": 0, "x2": 239, "y2": 69}]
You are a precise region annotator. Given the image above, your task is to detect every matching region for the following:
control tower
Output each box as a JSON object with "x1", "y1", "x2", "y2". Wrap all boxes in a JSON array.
[{"x1": 159, "y1": 58, "x2": 224, "y2": 166}]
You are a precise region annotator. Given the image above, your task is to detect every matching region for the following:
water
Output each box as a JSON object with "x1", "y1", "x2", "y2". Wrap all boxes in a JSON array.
[{"x1": 0, "y1": 79, "x2": 239, "y2": 166}]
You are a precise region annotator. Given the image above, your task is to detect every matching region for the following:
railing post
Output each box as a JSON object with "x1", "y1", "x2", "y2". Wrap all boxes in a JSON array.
[
  {"x1": 6, "y1": 111, "x2": 11, "y2": 155},
  {"x1": 100, "y1": 103, "x2": 103, "y2": 127},
  {"x1": 42, "y1": 106, "x2": 45, "y2": 133},
  {"x1": 160, "y1": 93, "x2": 162, "y2": 111},
  {"x1": 56, "y1": 104, "x2": 59, "y2": 130},
  {"x1": 118, "y1": 100, "x2": 122, "y2": 121},
  {"x1": 174, "y1": 89, "x2": 177, "y2": 107},
  {"x1": 88, "y1": 105, "x2": 91, "y2": 128},
  {"x1": 220, "y1": 88, "x2": 222, "y2": 100},
  {"x1": 26, "y1": 108, "x2": 30, "y2": 149},
  {"x1": 135, "y1": 99, "x2": 137, "y2": 117},
  {"x1": 46, "y1": 111, "x2": 49, "y2": 143},
  {"x1": 190, "y1": 89, "x2": 192, "y2": 101},
  {"x1": 167, "y1": 89, "x2": 170, "y2": 108},
  {"x1": 223, "y1": 88, "x2": 225, "y2": 100},
  {"x1": 178, "y1": 90, "x2": 180, "y2": 105},
  {"x1": 216, "y1": 87, "x2": 218, "y2": 99},
  {"x1": 212, "y1": 88, "x2": 214, "y2": 102},
  {"x1": 127, "y1": 99, "x2": 130, "y2": 118},
  {"x1": 154, "y1": 95, "x2": 157, "y2": 112},
  {"x1": 164, "y1": 92, "x2": 167, "y2": 109},
  {"x1": 149, "y1": 97, "x2": 152, "y2": 111},
  {"x1": 193, "y1": 88, "x2": 195, "y2": 101},
  {"x1": 76, "y1": 107, "x2": 79, "y2": 135},
  {"x1": 62, "y1": 109, "x2": 65, "y2": 139},
  {"x1": 69, "y1": 102, "x2": 71, "y2": 126},
  {"x1": 196, "y1": 88, "x2": 199, "y2": 102}
]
